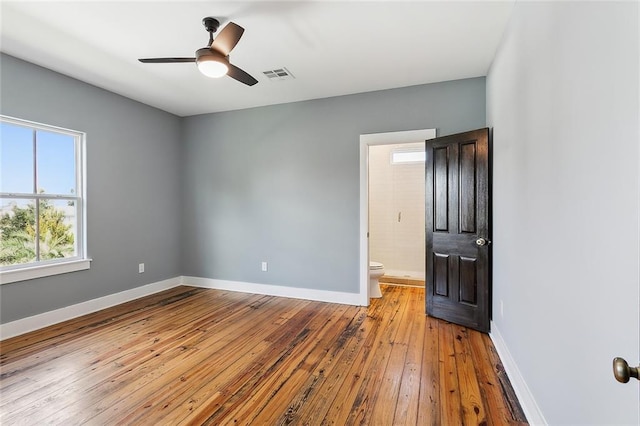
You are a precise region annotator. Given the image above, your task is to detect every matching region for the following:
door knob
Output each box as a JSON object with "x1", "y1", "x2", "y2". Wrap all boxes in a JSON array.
[
  {"x1": 476, "y1": 238, "x2": 491, "y2": 246},
  {"x1": 613, "y1": 357, "x2": 639, "y2": 383}
]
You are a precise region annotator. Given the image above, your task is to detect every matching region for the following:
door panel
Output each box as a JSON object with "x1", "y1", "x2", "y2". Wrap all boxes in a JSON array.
[
  {"x1": 426, "y1": 128, "x2": 490, "y2": 333},
  {"x1": 459, "y1": 256, "x2": 477, "y2": 305},
  {"x1": 433, "y1": 253, "x2": 449, "y2": 296},
  {"x1": 459, "y1": 142, "x2": 477, "y2": 233},
  {"x1": 434, "y1": 146, "x2": 449, "y2": 232}
]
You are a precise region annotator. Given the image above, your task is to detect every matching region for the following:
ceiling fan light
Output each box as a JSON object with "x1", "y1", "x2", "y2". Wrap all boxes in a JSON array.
[{"x1": 197, "y1": 58, "x2": 229, "y2": 78}]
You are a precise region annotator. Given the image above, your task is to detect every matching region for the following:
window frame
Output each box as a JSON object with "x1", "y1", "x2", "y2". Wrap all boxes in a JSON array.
[{"x1": 0, "y1": 115, "x2": 90, "y2": 284}]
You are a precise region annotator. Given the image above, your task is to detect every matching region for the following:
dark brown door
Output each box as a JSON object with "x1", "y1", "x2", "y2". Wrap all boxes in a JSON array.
[{"x1": 425, "y1": 128, "x2": 490, "y2": 333}]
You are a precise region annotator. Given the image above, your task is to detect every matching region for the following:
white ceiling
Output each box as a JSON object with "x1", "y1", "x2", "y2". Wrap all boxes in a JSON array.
[{"x1": 0, "y1": 1, "x2": 514, "y2": 117}]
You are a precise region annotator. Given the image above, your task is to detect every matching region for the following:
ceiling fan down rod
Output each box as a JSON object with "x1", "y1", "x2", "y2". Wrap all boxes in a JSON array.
[{"x1": 202, "y1": 17, "x2": 220, "y2": 47}]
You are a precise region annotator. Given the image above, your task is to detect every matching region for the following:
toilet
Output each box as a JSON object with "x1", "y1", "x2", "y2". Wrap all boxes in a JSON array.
[{"x1": 369, "y1": 261, "x2": 385, "y2": 298}]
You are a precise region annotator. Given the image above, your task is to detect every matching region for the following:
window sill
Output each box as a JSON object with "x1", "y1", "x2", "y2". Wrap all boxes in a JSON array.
[{"x1": 0, "y1": 259, "x2": 92, "y2": 285}]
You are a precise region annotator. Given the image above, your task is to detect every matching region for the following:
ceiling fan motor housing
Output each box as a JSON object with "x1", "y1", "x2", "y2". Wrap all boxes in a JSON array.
[{"x1": 196, "y1": 48, "x2": 228, "y2": 64}]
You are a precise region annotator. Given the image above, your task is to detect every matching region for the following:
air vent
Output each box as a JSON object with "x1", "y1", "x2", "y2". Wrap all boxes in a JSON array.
[{"x1": 262, "y1": 67, "x2": 295, "y2": 81}]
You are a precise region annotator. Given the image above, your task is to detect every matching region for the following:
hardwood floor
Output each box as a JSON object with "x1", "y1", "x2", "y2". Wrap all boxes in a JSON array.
[{"x1": 0, "y1": 285, "x2": 527, "y2": 425}]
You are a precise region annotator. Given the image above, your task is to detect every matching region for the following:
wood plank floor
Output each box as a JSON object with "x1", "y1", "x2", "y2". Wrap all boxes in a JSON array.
[{"x1": 0, "y1": 285, "x2": 527, "y2": 425}]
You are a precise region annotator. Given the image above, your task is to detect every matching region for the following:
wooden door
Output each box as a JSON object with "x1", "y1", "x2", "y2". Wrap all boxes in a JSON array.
[{"x1": 425, "y1": 128, "x2": 490, "y2": 333}]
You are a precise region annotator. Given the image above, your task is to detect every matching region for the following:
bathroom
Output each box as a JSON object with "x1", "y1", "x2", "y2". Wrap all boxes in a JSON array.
[{"x1": 368, "y1": 142, "x2": 426, "y2": 294}]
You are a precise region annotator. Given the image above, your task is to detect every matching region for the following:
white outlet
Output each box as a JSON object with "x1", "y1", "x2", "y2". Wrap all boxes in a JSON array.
[
  {"x1": 500, "y1": 300, "x2": 504, "y2": 318},
  {"x1": 138, "y1": 263, "x2": 145, "y2": 274},
  {"x1": 261, "y1": 261, "x2": 268, "y2": 272}
]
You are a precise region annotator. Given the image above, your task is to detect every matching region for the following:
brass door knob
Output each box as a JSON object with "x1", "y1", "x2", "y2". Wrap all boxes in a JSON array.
[{"x1": 613, "y1": 357, "x2": 639, "y2": 383}]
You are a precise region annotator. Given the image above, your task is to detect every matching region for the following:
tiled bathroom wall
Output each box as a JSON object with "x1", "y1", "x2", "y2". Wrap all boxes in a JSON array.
[{"x1": 369, "y1": 142, "x2": 425, "y2": 279}]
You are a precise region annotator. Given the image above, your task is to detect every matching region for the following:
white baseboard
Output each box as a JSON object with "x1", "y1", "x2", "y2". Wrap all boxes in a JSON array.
[
  {"x1": 0, "y1": 277, "x2": 181, "y2": 340},
  {"x1": 490, "y1": 321, "x2": 547, "y2": 425},
  {"x1": 181, "y1": 276, "x2": 364, "y2": 306},
  {"x1": 1, "y1": 276, "x2": 365, "y2": 340}
]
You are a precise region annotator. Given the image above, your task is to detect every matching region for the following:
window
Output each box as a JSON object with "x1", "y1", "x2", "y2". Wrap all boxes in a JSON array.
[
  {"x1": 391, "y1": 149, "x2": 425, "y2": 164},
  {"x1": 0, "y1": 115, "x2": 89, "y2": 284}
]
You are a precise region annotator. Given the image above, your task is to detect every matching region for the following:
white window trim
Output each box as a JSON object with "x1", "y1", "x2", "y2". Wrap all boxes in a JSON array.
[
  {"x1": 0, "y1": 258, "x2": 91, "y2": 284},
  {"x1": 0, "y1": 115, "x2": 90, "y2": 284}
]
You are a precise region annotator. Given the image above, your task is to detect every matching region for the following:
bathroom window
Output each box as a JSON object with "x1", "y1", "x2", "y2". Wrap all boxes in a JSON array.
[
  {"x1": 391, "y1": 149, "x2": 425, "y2": 164},
  {"x1": 0, "y1": 115, "x2": 90, "y2": 284}
]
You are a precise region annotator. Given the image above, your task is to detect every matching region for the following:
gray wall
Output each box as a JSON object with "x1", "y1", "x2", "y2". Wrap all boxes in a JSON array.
[
  {"x1": 487, "y1": 2, "x2": 639, "y2": 424},
  {"x1": 1, "y1": 54, "x2": 485, "y2": 322},
  {"x1": 0, "y1": 54, "x2": 183, "y2": 323},
  {"x1": 182, "y1": 78, "x2": 485, "y2": 293}
]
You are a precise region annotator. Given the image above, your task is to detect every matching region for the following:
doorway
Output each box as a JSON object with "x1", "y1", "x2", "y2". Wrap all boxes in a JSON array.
[
  {"x1": 368, "y1": 142, "x2": 425, "y2": 283},
  {"x1": 358, "y1": 129, "x2": 436, "y2": 304}
]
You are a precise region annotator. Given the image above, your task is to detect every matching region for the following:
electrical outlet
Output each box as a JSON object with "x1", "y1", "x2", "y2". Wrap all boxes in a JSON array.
[
  {"x1": 261, "y1": 261, "x2": 268, "y2": 272},
  {"x1": 138, "y1": 263, "x2": 145, "y2": 274}
]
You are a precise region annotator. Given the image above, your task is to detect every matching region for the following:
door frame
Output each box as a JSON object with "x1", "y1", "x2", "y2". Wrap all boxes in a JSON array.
[{"x1": 358, "y1": 128, "x2": 436, "y2": 305}]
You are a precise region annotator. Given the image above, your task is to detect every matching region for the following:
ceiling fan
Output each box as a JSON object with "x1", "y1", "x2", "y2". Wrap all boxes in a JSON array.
[{"x1": 138, "y1": 17, "x2": 258, "y2": 86}]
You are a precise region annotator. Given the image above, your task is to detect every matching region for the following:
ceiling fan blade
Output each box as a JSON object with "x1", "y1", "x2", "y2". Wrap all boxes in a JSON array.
[
  {"x1": 138, "y1": 58, "x2": 196, "y2": 63},
  {"x1": 211, "y1": 22, "x2": 244, "y2": 56},
  {"x1": 227, "y1": 64, "x2": 258, "y2": 86}
]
